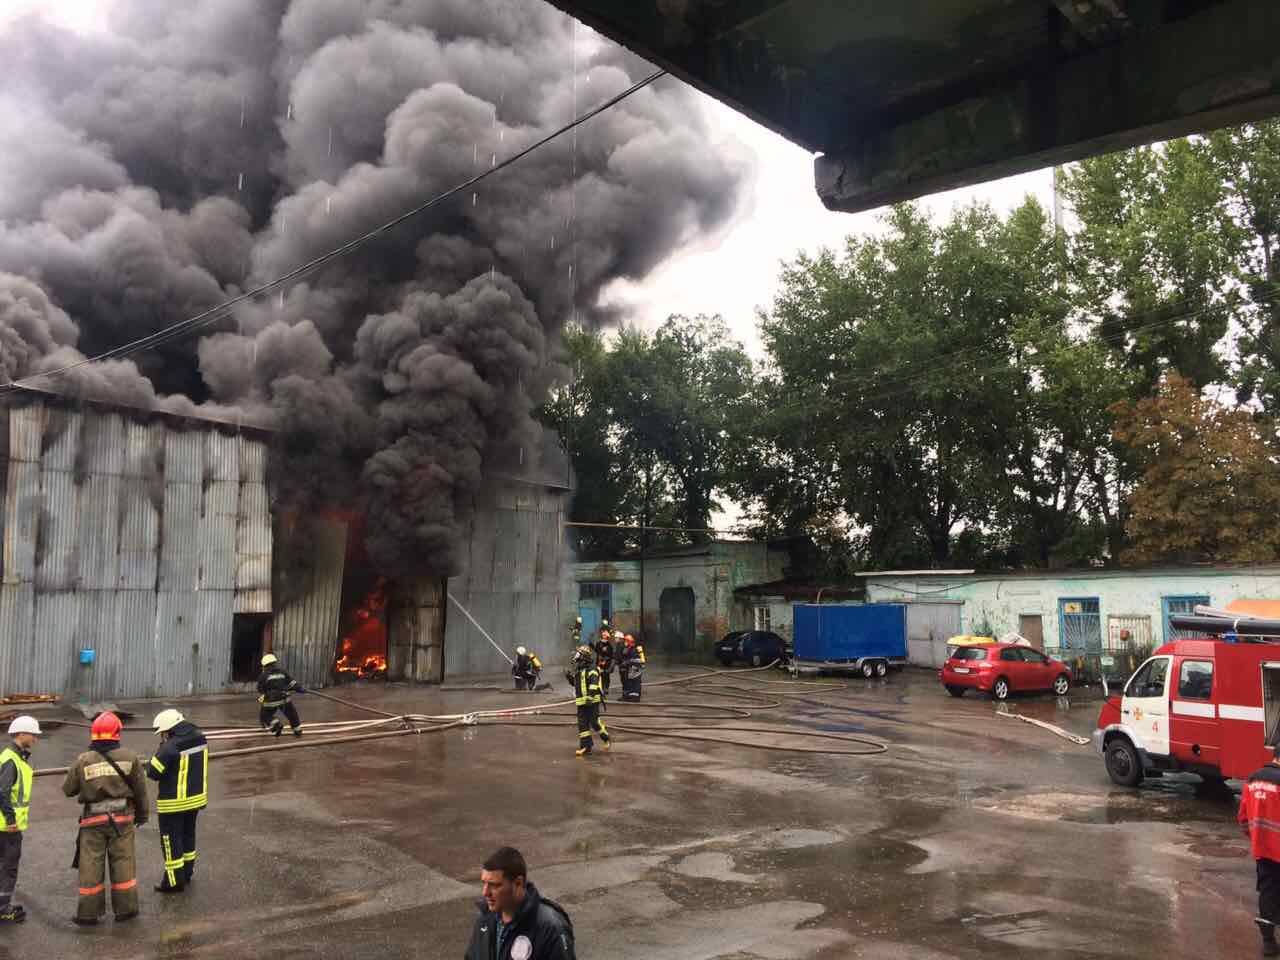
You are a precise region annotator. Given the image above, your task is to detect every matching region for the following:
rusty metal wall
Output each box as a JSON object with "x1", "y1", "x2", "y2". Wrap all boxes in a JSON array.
[
  {"x1": 271, "y1": 516, "x2": 347, "y2": 688},
  {"x1": 444, "y1": 484, "x2": 568, "y2": 678},
  {"x1": 0, "y1": 395, "x2": 272, "y2": 699}
]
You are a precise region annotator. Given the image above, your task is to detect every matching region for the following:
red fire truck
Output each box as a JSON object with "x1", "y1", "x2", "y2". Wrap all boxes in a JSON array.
[{"x1": 1094, "y1": 605, "x2": 1280, "y2": 787}]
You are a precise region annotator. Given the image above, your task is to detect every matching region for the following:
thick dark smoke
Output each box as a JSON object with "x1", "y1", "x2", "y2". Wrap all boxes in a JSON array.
[{"x1": 0, "y1": 0, "x2": 749, "y2": 575}]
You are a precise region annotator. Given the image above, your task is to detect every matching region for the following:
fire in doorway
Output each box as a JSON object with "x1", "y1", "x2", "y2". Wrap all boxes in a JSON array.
[{"x1": 335, "y1": 577, "x2": 389, "y2": 680}]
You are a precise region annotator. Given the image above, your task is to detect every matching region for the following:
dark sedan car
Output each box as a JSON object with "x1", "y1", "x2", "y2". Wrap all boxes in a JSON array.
[{"x1": 716, "y1": 630, "x2": 788, "y2": 667}]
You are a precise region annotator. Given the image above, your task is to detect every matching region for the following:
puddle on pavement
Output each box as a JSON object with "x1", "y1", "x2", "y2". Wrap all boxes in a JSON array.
[
  {"x1": 672, "y1": 852, "x2": 759, "y2": 884},
  {"x1": 973, "y1": 782, "x2": 1237, "y2": 826}
]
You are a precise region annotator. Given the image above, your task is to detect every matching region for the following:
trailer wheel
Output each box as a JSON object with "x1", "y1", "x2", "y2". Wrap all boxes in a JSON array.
[
  {"x1": 874, "y1": 660, "x2": 888, "y2": 678},
  {"x1": 1052, "y1": 674, "x2": 1070, "y2": 696},
  {"x1": 1104, "y1": 736, "x2": 1144, "y2": 788},
  {"x1": 945, "y1": 685, "x2": 965, "y2": 698},
  {"x1": 751, "y1": 652, "x2": 763, "y2": 667},
  {"x1": 991, "y1": 677, "x2": 1011, "y2": 701},
  {"x1": 860, "y1": 661, "x2": 876, "y2": 678}
]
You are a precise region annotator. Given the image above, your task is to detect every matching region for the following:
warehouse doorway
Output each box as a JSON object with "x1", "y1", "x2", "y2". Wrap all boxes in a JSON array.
[
  {"x1": 231, "y1": 614, "x2": 270, "y2": 682},
  {"x1": 660, "y1": 587, "x2": 695, "y2": 654}
]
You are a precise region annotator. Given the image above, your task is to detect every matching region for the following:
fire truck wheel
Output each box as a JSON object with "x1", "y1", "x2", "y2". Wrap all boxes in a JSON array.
[
  {"x1": 1052, "y1": 674, "x2": 1070, "y2": 696},
  {"x1": 990, "y1": 677, "x2": 1010, "y2": 701},
  {"x1": 874, "y1": 660, "x2": 888, "y2": 678},
  {"x1": 945, "y1": 685, "x2": 965, "y2": 698},
  {"x1": 1104, "y1": 737, "x2": 1144, "y2": 788},
  {"x1": 861, "y1": 661, "x2": 876, "y2": 678}
]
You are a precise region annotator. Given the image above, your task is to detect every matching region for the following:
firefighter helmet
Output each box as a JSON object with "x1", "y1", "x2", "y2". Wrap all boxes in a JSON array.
[
  {"x1": 516, "y1": 646, "x2": 528, "y2": 657},
  {"x1": 152, "y1": 709, "x2": 184, "y2": 735},
  {"x1": 261, "y1": 653, "x2": 279, "y2": 667},
  {"x1": 7, "y1": 716, "x2": 40, "y2": 737},
  {"x1": 91, "y1": 712, "x2": 123, "y2": 741},
  {"x1": 624, "y1": 634, "x2": 636, "y2": 644},
  {"x1": 575, "y1": 645, "x2": 593, "y2": 663}
]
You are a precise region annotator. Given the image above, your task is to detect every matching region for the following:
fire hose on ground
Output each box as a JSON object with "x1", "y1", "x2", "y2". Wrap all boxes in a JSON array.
[{"x1": 29, "y1": 662, "x2": 890, "y2": 778}]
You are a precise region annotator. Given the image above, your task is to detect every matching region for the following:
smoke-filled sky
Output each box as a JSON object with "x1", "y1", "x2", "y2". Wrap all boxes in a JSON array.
[{"x1": 0, "y1": 0, "x2": 752, "y2": 573}]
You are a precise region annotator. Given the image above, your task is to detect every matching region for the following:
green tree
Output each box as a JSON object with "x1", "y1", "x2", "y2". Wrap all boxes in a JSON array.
[{"x1": 1112, "y1": 373, "x2": 1280, "y2": 564}]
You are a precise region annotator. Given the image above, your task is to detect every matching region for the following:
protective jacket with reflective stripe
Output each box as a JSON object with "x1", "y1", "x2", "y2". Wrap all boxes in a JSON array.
[
  {"x1": 574, "y1": 664, "x2": 602, "y2": 707},
  {"x1": 0, "y1": 746, "x2": 32, "y2": 832},
  {"x1": 257, "y1": 667, "x2": 299, "y2": 708},
  {"x1": 1239, "y1": 764, "x2": 1280, "y2": 861},
  {"x1": 146, "y1": 721, "x2": 209, "y2": 814},
  {"x1": 62, "y1": 743, "x2": 150, "y2": 827}
]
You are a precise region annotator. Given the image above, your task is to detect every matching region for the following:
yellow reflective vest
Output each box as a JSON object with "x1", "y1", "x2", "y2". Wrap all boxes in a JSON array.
[{"x1": 0, "y1": 746, "x2": 32, "y2": 832}]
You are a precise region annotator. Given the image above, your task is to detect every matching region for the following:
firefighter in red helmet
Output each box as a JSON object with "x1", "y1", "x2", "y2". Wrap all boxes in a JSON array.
[{"x1": 62, "y1": 712, "x2": 149, "y2": 924}]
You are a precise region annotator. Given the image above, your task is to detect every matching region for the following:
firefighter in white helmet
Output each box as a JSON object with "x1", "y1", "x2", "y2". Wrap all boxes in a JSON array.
[
  {"x1": 512, "y1": 646, "x2": 543, "y2": 690},
  {"x1": 258, "y1": 653, "x2": 304, "y2": 737},
  {"x1": 0, "y1": 716, "x2": 40, "y2": 922},
  {"x1": 145, "y1": 709, "x2": 208, "y2": 892}
]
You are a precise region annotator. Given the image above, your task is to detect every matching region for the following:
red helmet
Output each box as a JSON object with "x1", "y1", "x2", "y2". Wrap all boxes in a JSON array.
[{"x1": 91, "y1": 711, "x2": 123, "y2": 741}]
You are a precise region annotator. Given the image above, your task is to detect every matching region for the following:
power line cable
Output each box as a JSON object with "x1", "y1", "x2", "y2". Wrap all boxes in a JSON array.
[{"x1": 1, "y1": 68, "x2": 667, "y2": 395}]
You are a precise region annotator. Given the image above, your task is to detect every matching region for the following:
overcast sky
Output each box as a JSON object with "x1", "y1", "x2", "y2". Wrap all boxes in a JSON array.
[{"x1": 0, "y1": 0, "x2": 1054, "y2": 355}]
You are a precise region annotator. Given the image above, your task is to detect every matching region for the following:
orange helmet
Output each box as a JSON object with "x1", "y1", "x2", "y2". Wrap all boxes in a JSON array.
[
  {"x1": 91, "y1": 711, "x2": 123, "y2": 741},
  {"x1": 624, "y1": 634, "x2": 635, "y2": 645}
]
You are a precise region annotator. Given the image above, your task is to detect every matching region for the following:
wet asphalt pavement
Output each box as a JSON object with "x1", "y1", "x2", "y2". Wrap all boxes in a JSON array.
[{"x1": 0, "y1": 666, "x2": 1255, "y2": 959}]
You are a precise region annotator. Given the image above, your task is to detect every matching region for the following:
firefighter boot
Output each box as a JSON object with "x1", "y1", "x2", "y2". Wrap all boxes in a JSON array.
[
  {"x1": 575, "y1": 746, "x2": 591, "y2": 758},
  {"x1": 271, "y1": 718, "x2": 284, "y2": 738},
  {"x1": 0, "y1": 904, "x2": 25, "y2": 923},
  {"x1": 1257, "y1": 918, "x2": 1278, "y2": 956}
]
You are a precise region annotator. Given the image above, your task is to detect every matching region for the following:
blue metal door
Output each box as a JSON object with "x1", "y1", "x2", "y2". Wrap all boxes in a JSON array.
[
  {"x1": 1058, "y1": 597, "x2": 1102, "y2": 652},
  {"x1": 579, "y1": 603, "x2": 601, "y2": 643},
  {"x1": 1163, "y1": 595, "x2": 1210, "y2": 643}
]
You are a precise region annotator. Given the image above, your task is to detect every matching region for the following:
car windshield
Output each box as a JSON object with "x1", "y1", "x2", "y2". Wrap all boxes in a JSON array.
[{"x1": 951, "y1": 647, "x2": 988, "y2": 661}]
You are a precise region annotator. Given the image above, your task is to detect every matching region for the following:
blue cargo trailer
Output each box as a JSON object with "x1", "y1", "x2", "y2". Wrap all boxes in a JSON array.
[{"x1": 792, "y1": 603, "x2": 907, "y2": 677}]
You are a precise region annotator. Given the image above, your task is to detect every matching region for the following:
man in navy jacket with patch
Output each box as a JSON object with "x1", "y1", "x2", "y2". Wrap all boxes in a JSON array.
[{"x1": 465, "y1": 847, "x2": 574, "y2": 960}]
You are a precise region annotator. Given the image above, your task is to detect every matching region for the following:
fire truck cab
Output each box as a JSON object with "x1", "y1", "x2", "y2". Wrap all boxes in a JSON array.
[{"x1": 1094, "y1": 634, "x2": 1280, "y2": 787}]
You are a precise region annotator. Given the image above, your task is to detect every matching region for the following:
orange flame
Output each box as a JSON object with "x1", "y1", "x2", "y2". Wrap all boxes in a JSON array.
[{"x1": 334, "y1": 578, "x2": 389, "y2": 678}]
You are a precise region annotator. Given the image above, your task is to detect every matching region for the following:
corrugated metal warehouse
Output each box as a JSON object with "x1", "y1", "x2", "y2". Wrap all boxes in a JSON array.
[
  {"x1": 0, "y1": 387, "x2": 573, "y2": 699},
  {"x1": 0, "y1": 388, "x2": 272, "y2": 700}
]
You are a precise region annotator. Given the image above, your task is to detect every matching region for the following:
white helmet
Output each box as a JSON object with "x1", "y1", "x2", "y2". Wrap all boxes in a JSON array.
[
  {"x1": 261, "y1": 653, "x2": 279, "y2": 667},
  {"x1": 7, "y1": 716, "x2": 40, "y2": 737},
  {"x1": 152, "y1": 709, "x2": 184, "y2": 735},
  {"x1": 516, "y1": 646, "x2": 528, "y2": 656},
  {"x1": 613, "y1": 630, "x2": 624, "y2": 640}
]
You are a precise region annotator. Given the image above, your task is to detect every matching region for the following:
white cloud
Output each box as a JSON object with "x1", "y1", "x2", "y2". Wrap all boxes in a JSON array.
[
  {"x1": 0, "y1": 0, "x2": 107, "y2": 32},
  {"x1": 601, "y1": 96, "x2": 1056, "y2": 356}
]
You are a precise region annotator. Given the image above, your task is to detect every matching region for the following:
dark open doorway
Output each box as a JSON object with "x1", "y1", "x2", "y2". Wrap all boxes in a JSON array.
[
  {"x1": 660, "y1": 587, "x2": 695, "y2": 654},
  {"x1": 231, "y1": 613, "x2": 271, "y2": 682}
]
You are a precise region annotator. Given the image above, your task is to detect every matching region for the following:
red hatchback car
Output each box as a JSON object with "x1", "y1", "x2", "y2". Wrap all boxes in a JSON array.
[{"x1": 939, "y1": 643, "x2": 1072, "y2": 701}]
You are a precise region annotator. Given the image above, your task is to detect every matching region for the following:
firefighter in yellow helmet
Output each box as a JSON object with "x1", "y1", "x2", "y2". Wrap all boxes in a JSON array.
[
  {"x1": 566, "y1": 646, "x2": 610, "y2": 757},
  {"x1": 512, "y1": 646, "x2": 543, "y2": 690},
  {"x1": 146, "y1": 709, "x2": 208, "y2": 893},
  {"x1": 620, "y1": 634, "x2": 646, "y2": 701},
  {"x1": 63, "y1": 711, "x2": 149, "y2": 924},
  {"x1": 0, "y1": 716, "x2": 40, "y2": 923},
  {"x1": 258, "y1": 653, "x2": 304, "y2": 737}
]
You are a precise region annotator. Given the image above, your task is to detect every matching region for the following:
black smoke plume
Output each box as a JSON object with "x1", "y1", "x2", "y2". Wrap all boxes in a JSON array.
[{"x1": 0, "y1": 0, "x2": 749, "y2": 575}]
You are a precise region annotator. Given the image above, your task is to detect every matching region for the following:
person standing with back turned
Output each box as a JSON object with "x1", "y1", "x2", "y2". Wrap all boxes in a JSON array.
[
  {"x1": 146, "y1": 709, "x2": 208, "y2": 893},
  {"x1": 63, "y1": 711, "x2": 150, "y2": 925},
  {"x1": 1239, "y1": 744, "x2": 1280, "y2": 956}
]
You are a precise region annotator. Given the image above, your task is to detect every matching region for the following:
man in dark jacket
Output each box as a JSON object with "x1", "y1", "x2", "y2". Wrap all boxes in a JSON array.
[
  {"x1": 593, "y1": 632, "x2": 616, "y2": 698},
  {"x1": 1240, "y1": 746, "x2": 1280, "y2": 956},
  {"x1": 146, "y1": 710, "x2": 208, "y2": 893},
  {"x1": 258, "y1": 653, "x2": 304, "y2": 737},
  {"x1": 466, "y1": 847, "x2": 574, "y2": 960}
]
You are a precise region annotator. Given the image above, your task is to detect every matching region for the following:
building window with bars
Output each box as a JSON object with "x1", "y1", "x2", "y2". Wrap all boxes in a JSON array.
[{"x1": 753, "y1": 606, "x2": 771, "y2": 631}]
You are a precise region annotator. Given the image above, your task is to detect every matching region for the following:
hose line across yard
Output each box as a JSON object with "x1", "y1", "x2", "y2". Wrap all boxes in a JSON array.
[{"x1": 30, "y1": 663, "x2": 888, "y2": 778}]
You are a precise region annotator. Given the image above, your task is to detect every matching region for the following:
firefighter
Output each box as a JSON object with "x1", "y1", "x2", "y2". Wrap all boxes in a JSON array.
[
  {"x1": 146, "y1": 710, "x2": 208, "y2": 893},
  {"x1": 566, "y1": 645, "x2": 610, "y2": 757},
  {"x1": 593, "y1": 630, "x2": 616, "y2": 698},
  {"x1": 570, "y1": 616, "x2": 583, "y2": 648},
  {"x1": 619, "y1": 634, "x2": 646, "y2": 701},
  {"x1": 258, "y1": 652, "x2": 304, "y2": 737},
  {"x1": 62, "y1": 712, "x2": 149, "y2": 925},
  {"x1": 0, "y1": 716, "x2": 40, "y2": 924},
  {"x1": 1241, "y1": 745, "x2": 1280, "y2": 956},
  {"x1": 512, "y1": 646, "x2": 544, "y2": 690}
]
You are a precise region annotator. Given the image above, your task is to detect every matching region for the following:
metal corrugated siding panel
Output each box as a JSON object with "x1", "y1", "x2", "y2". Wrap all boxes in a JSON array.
[
  {"x1": 234, "y1": 588, "x2": 272, "y2": 614},
  {"x1": 159, "y1": 479, "x2": 200, "y2": 592},
  {"x1": 32, "y1": 591, "x2": 77, "y2": 696},
  {"x1": 7, "y1": 403, "x2": 43, "y2": 463},
  {"x1": 81, "y1": 412, "x2": 125, "y2": 476},
  {"x1": 3, "y1": 460, "x2": 39, "y2": 584},
  {"x1": 117, "y1": 484, "x2": 160, "y2": 589},
  {"x1": 204, "y1": 430, "x2": 238, "y2": 482},
  {"x1": 198, "y1": 480, "x2": 238, "y2": 590},
  {"x1": 238, "y1": 435, "x2": 266, "y2": 483},
  {"x1": 80, "y1": 591, "x2": 119, "y2": 701},
  {"x1": 40, "y1": 407, "x2": 80, "y2": 472},
  {"x1": 0, "y1": 583, "x2": 34, "y2": 695},
  {"x1": 154, "y1": 591, "x2": 198, "y2": 697},
  {"x1": 164, "y1": 429, "x2": 203, "y2": 485},
  {"x1": 272, "y1": 518, "x2": 346, "y2": 688},
  {"x1": 34, "y1": 466, "x2": 79, "y2": 591},
  {"x1": 114, "y1": 590, "x2": 158, "y2": 698},
  {"x1": 190, "y1": 590, "x2": 234, "y2": 694},
  {"x1": 76, "y1": 474, "x2": 121, "y2": 590}
]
